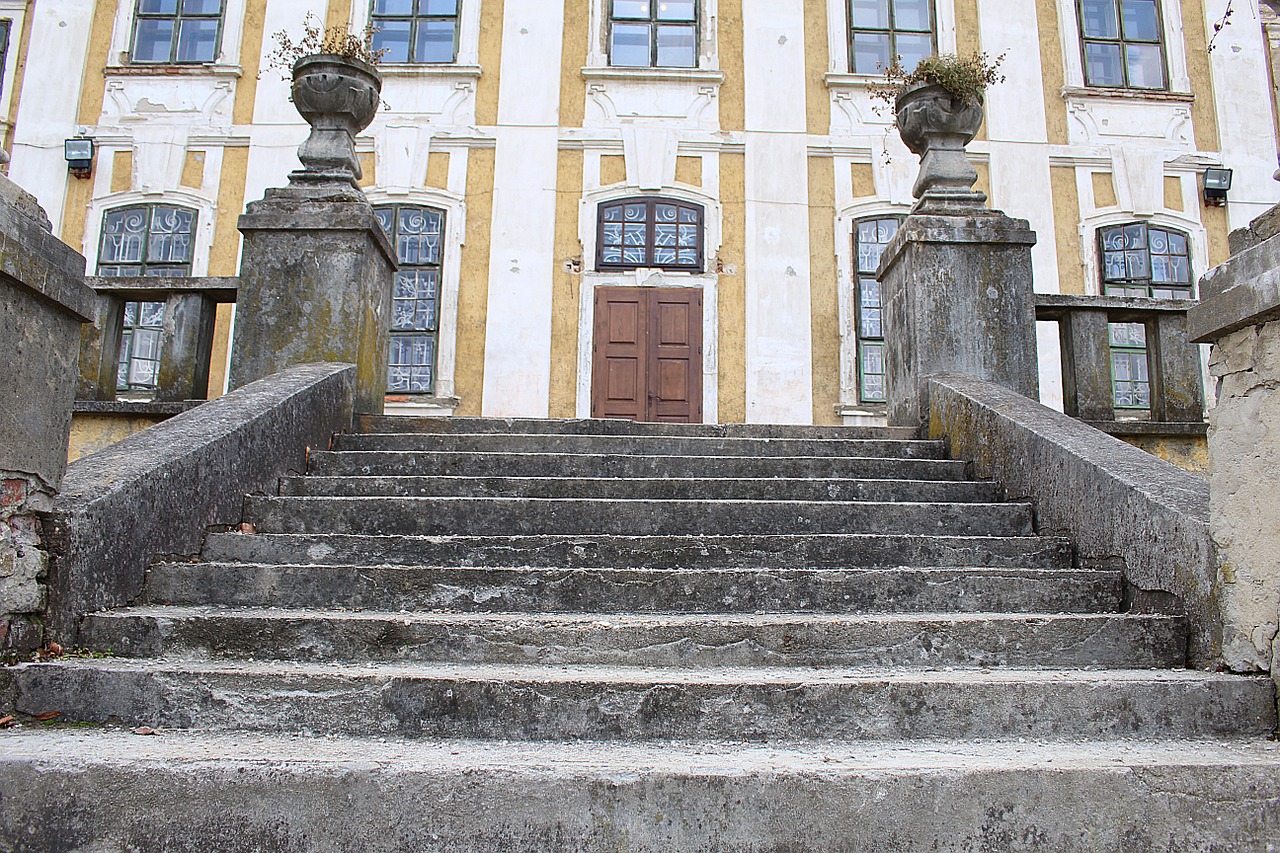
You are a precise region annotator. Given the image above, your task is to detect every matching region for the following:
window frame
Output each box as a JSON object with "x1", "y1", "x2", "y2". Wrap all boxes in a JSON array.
[
  {"x1": 369, "y1": 0, "x2": 461, "y2": 65},
  {"x1": 1096, "y1": 221, "x2": 1193, "y2": 299},
  {"x1": 852, "y1": 215, "x2": 902, "y2": 406},
  {"x1": 846, "y1": 0, "x2": 937, "y2": 76},
  {"x1": 128, "y1": 0, "x2": 226, "y2": 65},
  {"x1": 375, "y1": 203, "x2": 447, "y2": 396},
  {"x1": 607, "y1": 0, "x2": 700, "y2": 69},
  {"x1": 595, "y1": 196, "x2": 706, "y2": 273},
  {"x1": 96, "y1": 204, "x2": 199, "y2": 278},
  {"x1": 1075, "y1": 0, "x2": 1168, "y2": 90}
]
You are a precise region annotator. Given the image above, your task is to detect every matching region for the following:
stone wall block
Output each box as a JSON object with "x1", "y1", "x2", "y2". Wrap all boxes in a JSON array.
[
  {"x1": 1152, "y1": 311, "x2": 1206, "y2": 423},
  {"x1": 155, "y1": 293, "x2": 216, "y2": 402},
  {"x1": 1059, "y1": 309, "x2": 1114, "y2": 421}
]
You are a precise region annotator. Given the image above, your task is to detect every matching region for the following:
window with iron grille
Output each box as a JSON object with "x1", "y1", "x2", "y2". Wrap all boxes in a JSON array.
[
  {"x1": 853, "y1": 216, "x2": 901, "y2": 404},
  {"x1": 1077, "y1": 0, "x2": 1166, "y2": 89},
  {"x1": 97, "y1": 205, "x2": 197, "y2": 392},
  {"x1": 848, "y1": 0, "x2": 935, "y2": 75},
  {"x1": 597, "y1": 198, "x2": 704, "y2": 272},
  {"x1": 370, "y1": 0, "x2": 460, "y2": 63},
  {"x1": 1109, "y1": 321, "x2": 1150, "y2": 410},
  {"x1": 1099, "y1": 222, "x2": 1192, "y2": 299},
  {"x1": 130, "y1": 0, "x2": 224, "y2": 64},
  {"x1": 375, "y1": 204, "x2": 444, "y2": 394},
  {"x1": 609, "y1": 0, "x2": 697, "y2": 68}
]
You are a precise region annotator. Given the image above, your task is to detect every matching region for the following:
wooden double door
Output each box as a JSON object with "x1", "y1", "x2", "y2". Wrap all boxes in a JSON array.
[{"x1": 591, "y1": 286, "x2": 703, "y2": 423}]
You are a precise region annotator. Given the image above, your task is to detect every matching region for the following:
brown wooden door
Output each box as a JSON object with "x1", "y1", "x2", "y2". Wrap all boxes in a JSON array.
[{"x1": 592, "y1": 286, "x2": 702, "y2": 423}]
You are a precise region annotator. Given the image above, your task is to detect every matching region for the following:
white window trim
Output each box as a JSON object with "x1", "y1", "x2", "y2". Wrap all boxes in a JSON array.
[
  {"x1": 83, "y1": 189, "x2": 217, "y2": 277},
  {"x1": 825, "y1": 0, "x2": 956, "y2": 81},
  {"x1": 586, "y1": 0, "x2": 719, "y2": 71},
  {"x1": 110, "y1": 0, "x2": 247, "y2": 70},
  {"x1": 350, "y1": 0, "x2": 482, "y2": 67},
  {"x1": 365, "y1": 186, "x2": 468, "y2": 412},
  {"x1": 1056, "y1": 0, "x2": 1191, "y2": 94},
  {"x1": 0, "y1": 2, "x2": 28, "y2": 140}
]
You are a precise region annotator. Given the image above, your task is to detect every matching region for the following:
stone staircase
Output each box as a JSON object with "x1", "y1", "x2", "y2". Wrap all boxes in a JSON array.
[{"x1": 5, "y1": 416, "x2": 1280, "y2": 850}]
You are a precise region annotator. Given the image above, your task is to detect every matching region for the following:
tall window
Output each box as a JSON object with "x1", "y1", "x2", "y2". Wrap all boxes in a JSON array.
[
  {"x1": 1078, "y1": 0, "x2": 1166, "y2": 89},
  {"x1": 97, "y1": 205, "x2": 196, "y2": 392},
  {"x1": 849, "y1": 0, "x2": 934, "y2": 74},
  {"x1": 375, "y1": 205, "x2": 444, "y2": 394},
  {"x1": 1109, "y1": 321, "x2": 1150, "y2": 410},
  {"x1": 130, "y1": 0, "x2": 224, "y2": 64},
  {"x1": 370, "y1": 0, "x2": 460, "y2": 63},
  {"x1": 609, "y1": 0, "x2": 697, "y2": 68},
  {"x1": 0, "y1": 21, "x2": 11, "y2": 98},
  {"x1": 597, "y1": 198, "x2": 704, "y2": 272},
  {"x1": 1099, "y1": 222, "x2": 1192, "y2": 299},
  {"x1": 853, "y1": 217, "x2": 901, "y2": 404}
]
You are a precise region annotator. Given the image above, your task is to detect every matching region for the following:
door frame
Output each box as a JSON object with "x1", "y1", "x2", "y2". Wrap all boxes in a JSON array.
[{"x1": 576, "y1": 270, "x2": 719, "y2": 422}]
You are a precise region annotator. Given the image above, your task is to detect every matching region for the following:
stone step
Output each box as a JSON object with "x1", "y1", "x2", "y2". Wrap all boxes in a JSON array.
[
  {"x1": 5, "y1": 731, "x2": 1280, "y2": 852},
  {"x1": 243, "y1": 496, "x2": 1035, "y2": 538},
  {"x1": 15, "y1": 660, "x2": 1274, "y2": 741},
  {"x1": 335, "y1": 432, "x2": 948, "y2": 459},
  {"x1": 280, "y1": 475, "x2": 1003, "y2": 503},
  {"x1": 201, "y1": 532, "x2": 1076, "y2": 570},
  {"x1": 146, "y1": 563, "x2": 1120, "y2": 614},
  {"x1": 358, "y1": 413, "x2": 921, "y2": 440},
  {"x1": 308, "y1": 450, "x2": 972, "y2": 480},
  {"x1": 82, "y1": 608, "x2": 1185, "y2": 669}
]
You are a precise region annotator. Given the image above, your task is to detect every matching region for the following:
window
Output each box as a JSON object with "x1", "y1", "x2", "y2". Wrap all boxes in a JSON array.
[
  {"x1": 130, "y1": 0, "x2": 224, "y2": 64},
  {"x1": 0, "y1": 21, "x2": 11, "y2": 98},
  {"x1": 848, "y1": 0, "x2": 934, "y2": 75},
  {"x1": 370, "y1": 0, "x2": 459, "y2": 63},
  {"x1": 1099, "y1": 222, "x2": 1192, "y2": 299},
  {"x1": 853, "y1": 217, "x2": 901, "y2": 404},
  {"x1": 375, "y1": 204, "x2": 444, "y2": 394},
  {"x1": 597, "y1": 198, "x2": 704, "y2": 272},
  {"x1": 1109, "y1": 321, "x2": 1150, "y2": 410},
  {"x1": 609, "y1": 0, "x2": 697, "y2": 68},
  {"x1": 1078, "y1": 0, "x2": 1166, "y2": 89},
  {"x1": 117, "y1": 301, "x2": 166, "y2": 391}
]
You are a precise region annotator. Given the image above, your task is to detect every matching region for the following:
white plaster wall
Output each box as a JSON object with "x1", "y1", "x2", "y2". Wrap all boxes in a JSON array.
[
  {"x1": 8, "y1": 0, "x2": 97, "y2": 232},
  {"x1": 479, "y1": 2, "x2": 565, "y2": 417},
  {"x1": 741, "y1": 0, "x2": 812, "y2": 424}
]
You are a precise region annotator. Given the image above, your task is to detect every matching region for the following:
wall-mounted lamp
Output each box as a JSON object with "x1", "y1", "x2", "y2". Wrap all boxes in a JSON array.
[
  {"x1": 64, "y1": 138, "x2": 95, "y2": 179},
  {"x1": 1203, "y1": 167, "x2": 1233, "y2": 207}
]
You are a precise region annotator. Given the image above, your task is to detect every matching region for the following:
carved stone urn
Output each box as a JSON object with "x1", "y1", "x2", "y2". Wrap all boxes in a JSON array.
[
  {"x1": 290, "y1": 53, "x2": 381, "y2": 188},
  {"x1": 895, "y1": 81, "x2": 987, "y2": 210}
]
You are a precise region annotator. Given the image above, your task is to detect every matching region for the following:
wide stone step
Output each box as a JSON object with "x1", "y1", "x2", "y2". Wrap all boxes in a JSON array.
[
  {"x1": 201, "y1": 532, "x2": 1076, "y2": 570},
  {"x1": 15, "y1": 660, "x2": 1274, "y2": 741},
  {"x1": 280, "y1": 474, "x2": 1003, "y2": 503},
  {"x1": 83, "y1": 608, "x2": 1185, "y2": 669},
  {"x1": 243, "y1": 496, "x2": 1035, "y2": 537},
  {"x1": 335, "y1": 432, "x2": 947, "y2": 459},
  {"x1": 358, "y1": 413, "x2": 921, "y2": 440},
  {"x1": 6, "y1": 731, "x2": 1280, "y2": 852},
  {"x1": 147, "y1": 563, "x2": 1120, "y2": 614},
  {"x1": 308, "y1": 450, "x2": 971, "y2": 480}
]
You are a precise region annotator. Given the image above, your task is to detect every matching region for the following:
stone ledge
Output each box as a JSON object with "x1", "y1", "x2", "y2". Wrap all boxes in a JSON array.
[
  {"x1": 72, "y1": 400, "x2": 200, "y2": 416},
  {"x1": 1035, "y1": 293, "x2": 1195, "y2": 317},
  {"x1": 85, "y1": 276, "x2": 238, "y2": 302},
  {"x1": 0, "y1": 178, "x2": 94, "y2": 322},
  {"x1": 1085, "y1": 420, "x2": 1207, "y2": 437},
  {"x1": 1189, "y1": 233, "x2": 1280, "y2": 342}
]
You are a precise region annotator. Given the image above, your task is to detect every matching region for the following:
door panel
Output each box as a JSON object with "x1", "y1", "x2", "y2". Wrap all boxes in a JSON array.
[{"x1": 592, "y1": 286, "x2": 702, "y2": 423}]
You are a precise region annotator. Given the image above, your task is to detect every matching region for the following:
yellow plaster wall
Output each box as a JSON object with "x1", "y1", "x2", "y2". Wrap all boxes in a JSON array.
[
  {"x1": 68, "y1": 413, "x2": 170, "y2": 463},
  {"x1": 325, "y1": 0, "x2": 353, "y2": 28},
  {"x1": 559, "y1": 0, "x2": 588, "y2": 130},
  {"x1": 1164, "y1": 176, "x2": 1184, "y2": 212},
  {"x1": 1119, "y1": 435, "x2": 1208, "y2": 474},
  {"x1": 475, "y1": 0, "x2": 505, "y2": 127},
  {"x1": 1036, "y1": 0, "x2": 1069, "y2": 145},
  {"x1": 973, "y1": 161, "x2": 990, "y2": 201},
  {"x1": 1204, "y1": 204, "x2": 1230, "y2": 267},
  {"x1": 425, "y1": 151, "x2": 450, "y2": 189},
  {"x1": 601, "y1": 155, "x2": 626, "y2": 186},
  {"x1": 804, "y1": 0, "x2": 829, "y2": 137},
  {"x1": 180, "y1": 150, "x2": 206, "y2": 189},
  {"x1": 718, "y1": 153, "x2": 747, "y2": 422},
  {"x1": 675, "y1": 155, "x2": 702, "y2": 187},
  {"x1": 358, "y1": 152, "x2": 376, "y2": 188},
  {"x1": 233, "y1": 0, "x2": 267, "y2": 124},
  {"x1": 851, "y1": 162, "x2": 875, "y2": 198},
  {"x1": 1051, "y1": 166, "x2": 1086, "y2": 294},
  {"x1": 111, "y1": 150, "x2": 133, "y2": 194},
  {"x1": 60, "y1": 0, "x2": 118, "y2": 250},
  {"x1": 206, "y1": 145, "x2": 250, "y2": 398},
  {"x1": 953, "y1": 0, "x2": 986, "y2": 141},
  {"x1": 548, "y1": 149, "x2": 584, "y2": 418},
  {"x1": 1182, "y1": 0, "x2": 1221, "y2": 152},
  {"x1": 1092, "y1": 171, "x2": 1117, "y2": 208},
  {"x1": 2, "y1": 0, "x2": 36, "y2": 156},
  {"x1": 718, "y1": 0, "x2": 744, "y2": 133},
  {"x1": 453, "y1": 147, "x2": 496, "y2": 415},
  {"x1": 808, "y1": 157, "x2": 840, "y2": 425}
]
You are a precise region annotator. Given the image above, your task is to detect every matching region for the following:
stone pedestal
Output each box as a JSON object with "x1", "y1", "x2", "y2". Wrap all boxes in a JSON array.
[
  {"x1": 878, "y1": 211, "x2": 1039, "y2": 429},
  {"x1": 0, "y1": 176, "x2": 93, "y2": 650},
  {"x1": 230, "y1": 185, "x2": 396, "y2": 414},
  {"x1": 1188, "y1": 204, "x2": 1280, "y2": 677}
]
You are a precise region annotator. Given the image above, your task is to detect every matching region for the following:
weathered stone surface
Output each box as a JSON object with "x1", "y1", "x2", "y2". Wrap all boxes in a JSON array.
[
  {"x1": 926, "y1": 375, "x2": 1220, "y2": 665},
  {"x1": 1189, "y1": 231, "x2": 1280, "y2": 342},
  {"x1": 231, "y1": 190, "x2": 395, "y2": 413},
  {"x1": 41, "y1": 363, "x2": 355, "y2": 642},
  {"x1": 1227, "y1": 201, "x2": 1280, "y2": 255},
  {"x1": 356, "y1": 413, "x2": 920, "y2": 439},
  {"x1": 879, "y1": 212, "x2": 1039, "y2": 428}
]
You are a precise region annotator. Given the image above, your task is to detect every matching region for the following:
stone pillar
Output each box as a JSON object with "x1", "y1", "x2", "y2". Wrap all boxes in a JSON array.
[
  {"x1": 1058, "y1": 308, "x2": 1115, "y2": 421},
  {"x1": 0, "y1": 176, "x2": 93, "y2": 652},
  {"x1": 155, "y1": 292, "x2": 216, "y2": 402},
  {"x1": 76, "y1": 295, "x2": 124, "y2": 401},
  {"x1": 1150, "y1": 310, "x2": 1205, "y2": 423},
  {"x1": 1188, "y1": 205, "x2": 1280, "y2": 679},
  {"x1": 879, "y1": 211, "x2": 1040, "y2": 429}
]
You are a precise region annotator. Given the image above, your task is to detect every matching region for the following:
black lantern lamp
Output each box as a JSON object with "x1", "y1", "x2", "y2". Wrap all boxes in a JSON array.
[
  {"x1": 1202, "y1": 167, "x2": 1232, "y2": 207},
  {"x1": 64, "y1": 138, "x2": 95, "y2": 179}
]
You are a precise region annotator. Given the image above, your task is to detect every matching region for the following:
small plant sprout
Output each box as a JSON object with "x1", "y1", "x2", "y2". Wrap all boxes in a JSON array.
[
  {"x1": 263, "y1": 12, "x2": 386, "y2": 78},
  {"x1": 870, "y1": 51, "x2": 1007, "y2": 108}
]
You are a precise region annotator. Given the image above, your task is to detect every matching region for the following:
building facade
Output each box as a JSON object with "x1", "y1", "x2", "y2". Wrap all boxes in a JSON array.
[{"x1": 5, "y1": 0, "x2": 1278, "y2": 426}]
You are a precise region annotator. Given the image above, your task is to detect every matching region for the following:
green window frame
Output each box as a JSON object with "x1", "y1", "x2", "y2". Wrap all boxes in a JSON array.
[
  {"x1": 1077, "y1": 0, "x2": 1166, "y2": 89},
  {"x1": 375, "y1": 204, "x2": 445, "y2": 394},
  {"x1": 608, "y1": 0, "x2": 698, "y2": 68},
  {"x1": 853, "y1": 216, "x2": 901, "y2": 405},
  {"x1": 848, "y1": 0, "x2": 935, "y2": 75},
  {"x1": 130, "y1": 0, "x2": 225, "y2": 64},
  {"x1": 1109, "y1": 321, "x2": 1150, "y2": 410},
  {"x1": 370, "y1": 0, "x2": 460, "y2": 64}
]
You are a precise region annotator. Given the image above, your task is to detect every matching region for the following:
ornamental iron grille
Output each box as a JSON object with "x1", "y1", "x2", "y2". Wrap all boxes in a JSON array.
[
  {"x1": 375, "y1": 204, "x2": 444, "y2": 394},
  {"x1": 853, "y1": 216, "x2": 901, "y2": 404},
  {"x1": 1077, "y1": 0, "x2": 1166, "y2": 89},
  {"x1": 131, "y1": 0, "x2": 224, "y2": 64},
  {"x1": 370, "y1": 0, "x2": 460, "y2": 63},
  {"x1": 597, "y1": 198, "x2": 704, "y2": 272},
  {"x1": 98, "y1": 205, "x2": 197, "y2": 392},
  {"x1": 1109, "y1": 321, "x2": 1150, "y2": 410},
  {"x1": 1099, "y1": 222, "x2": 1192, "y2": 299},
  {"x1": 848, "y1": 0, "x2": 935, "y2": 74},
  {"x1": 609, "y1": 0, "x2": 697, "y2": 68}
]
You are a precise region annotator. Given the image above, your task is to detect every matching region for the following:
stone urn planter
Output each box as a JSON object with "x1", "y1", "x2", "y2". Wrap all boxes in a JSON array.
[
  {"x1": 895, "y1": 81, "x2": 987, "y2": 208},
  {"x1": 290, "y1": 53, "x2": 381, "y2": 187}
]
